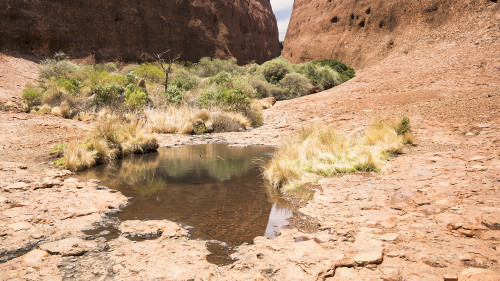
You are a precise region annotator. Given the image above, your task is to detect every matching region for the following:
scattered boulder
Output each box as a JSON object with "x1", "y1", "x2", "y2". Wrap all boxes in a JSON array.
[
  {"x1": 21, "y1": 249, "x2": 49, "y2": 267},
  {"x1": 353, "y1": 250, "x2": 384, "y2": 265},
  {"x1": 39, "y1": 238, "x2": 96, "y2": 256}
]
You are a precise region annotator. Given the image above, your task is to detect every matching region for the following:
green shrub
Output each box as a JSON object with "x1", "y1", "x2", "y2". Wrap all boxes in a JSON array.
[
  {"x1": 248, "y1": 76, "x2": 283, "y2": 98},
  {"x1": 198, "y1": 87, "x2": 250, "y2": 112},
  {"x1": 312, "y1": 59, "x2": 355, "y2": 82},
  {"x1": 209, "y1": 71, "x2": 232, "y2": 85},
  {"x1": 279, "y1": 73, "x2": 312, "y2": 100},
  {"x1": 165, "y1": 85, "x2": 185, "y2": 105},
  {"x1": 134, "y1": 63, "x2": 165, "y2": 83},
  {"x1": 125, "y1": 72, "x2": 139, "y2": 86},
  {"x1": 259, "y1": 57, "x2": 292, "y2": 84},
  {"x1": 246, "y1": 63, "x2": 259, "y2": 74},
  {"x1": 170, "y1": 70, "x2": 198, "y2": 90},
  {"x1": 102, "y1": 62, "x2": 118, "y2": 73},
  {"x1": 41, "y1": 78, "x2": 67, "y2": 106},
  {"x1": 58, "y1": 78, "x2": 82, "y2": 95},
  {"x1": 22, "y1": 83, "x2": 42, "y2": 108},
  {"x1": 78, "y1": 66, "x2": 111, "y2": 88},
  {"x1": 193, "y1": 57, "x2": 240, "y2": 77},
  {"x1": 39, "y1": 59, "x2": 79, "y2": 79},
  {"x1": 92, "y1": 84, "x2": 123, "y2": 105},
  {"x1": 125, "y1": 86, "x2": 148, "y2": 108},
  {"x1": 296, "y1": 63, "x2": 341, "y2": 91}
]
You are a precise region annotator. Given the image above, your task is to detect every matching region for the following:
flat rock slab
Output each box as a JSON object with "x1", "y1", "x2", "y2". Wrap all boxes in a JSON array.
[
  {"x1": 458, "y1": 268, "x2": 500, "y2": 281},
  {"x1": 39, "y1": 238, "x2": 96, "y2": 256}
]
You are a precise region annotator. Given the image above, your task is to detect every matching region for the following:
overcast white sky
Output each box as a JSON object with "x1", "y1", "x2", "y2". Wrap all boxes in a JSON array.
[{"x1": 270, "y1": 0, "x2": 294, "y2": 41}]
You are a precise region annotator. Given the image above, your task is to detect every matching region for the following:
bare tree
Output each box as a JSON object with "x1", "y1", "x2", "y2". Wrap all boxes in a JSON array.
[{"x1": 156, "y1": 50, "x2": 181, "y2": 93}]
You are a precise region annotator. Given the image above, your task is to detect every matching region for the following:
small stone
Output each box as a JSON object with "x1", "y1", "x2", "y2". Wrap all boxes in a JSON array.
[
  {"x1": 21, "y1": 249, "x2": 49, "y2": 267},
  {"x1": 378, "y1": 233, "x2": 399, "y2": 242},
  {"x1": 443, "y1": 273, "x2": 458, "y2": 281},
  {"x1": 112, "y1": 264, "x2": 124, "y2": 273},
  {"x1": 39, "y1": 237, "x2": 96, "y2": 256},
  {"x1": 465, "y1": 132, "x2": 475, "y2": 136},
  {"x1": 391, "y1": 188, "x2": 414, "y2": 204},
  {"x1": 4, "y1": 182, "x2": 28, "y2": 191},
  {"x1": 354, "y1": 250, "x2": 384, "y2": 265},
  {"x1": 458, "y1": 268, "x2": 500, "y2": 281},
  {"x1": 0, "y1": 196, "x2": 7, "y2": 204}
]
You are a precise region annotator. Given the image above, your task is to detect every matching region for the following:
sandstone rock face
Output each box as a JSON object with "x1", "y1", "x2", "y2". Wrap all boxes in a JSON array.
[
  {"x1": 283, "y1": 0, "x2": 499, "y2": 68},
  {"x1": 0, "y1": 0, "x2": 280, "y2": 64}
]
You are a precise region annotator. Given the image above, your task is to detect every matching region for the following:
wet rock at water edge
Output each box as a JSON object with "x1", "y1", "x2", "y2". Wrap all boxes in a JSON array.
[{"x1": 39, "y1": 238, "x2": 97, "y2": 256}]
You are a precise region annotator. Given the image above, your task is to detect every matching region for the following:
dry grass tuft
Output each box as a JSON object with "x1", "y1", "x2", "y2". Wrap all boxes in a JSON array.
[
  {"x1": 61, "y1": 113, "x2": 158, "y2": 171},
  {"x1": 145, "y1": 107, "x2": 253, "y2": 135},
  {"x1": 61, "y1": 142, "x2": 97, "y2": 171},
  {"x1": 264, "y1": 117, "x2": 413, "y2": 192},
  {"x1": 145, "y1": 107, "x2": 197, "y2": 134}
]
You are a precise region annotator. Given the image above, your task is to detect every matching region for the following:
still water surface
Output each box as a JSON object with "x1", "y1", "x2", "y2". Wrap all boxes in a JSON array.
[{"x1": 79, "y1": 144, "x2": 293, "y2": 263}]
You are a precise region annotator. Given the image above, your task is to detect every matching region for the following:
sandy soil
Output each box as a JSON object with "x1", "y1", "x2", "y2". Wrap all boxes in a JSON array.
[{"x1": 0, "y1": 26, "x2": 499, "y2": 280}]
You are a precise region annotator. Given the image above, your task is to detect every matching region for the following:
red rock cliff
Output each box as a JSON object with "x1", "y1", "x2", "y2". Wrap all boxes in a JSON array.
[
  {"x1": 283, "y1": 0, "x2": 499, "y2": 69},
  {"x1": 0, "y1": 0, "x2": 280, "y2": 64}
]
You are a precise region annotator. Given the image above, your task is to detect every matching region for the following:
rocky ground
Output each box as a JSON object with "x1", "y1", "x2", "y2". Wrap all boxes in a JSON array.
[{"x1": 1, "y1": 36, "x2": 499, "y2": 281}]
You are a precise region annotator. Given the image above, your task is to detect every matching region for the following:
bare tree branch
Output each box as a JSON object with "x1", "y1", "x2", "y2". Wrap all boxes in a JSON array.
[{"x1": 156, "y1": 50, "x2": 182, "y2": 93}]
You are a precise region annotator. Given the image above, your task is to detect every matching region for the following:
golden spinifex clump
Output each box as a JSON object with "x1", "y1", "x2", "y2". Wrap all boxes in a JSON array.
[
  {"x1": 61, "y1": 112, "x2": 158, "y2": 171},
  {"x1": 264, "y1": 117, "x2": 414, "y2": 192}
]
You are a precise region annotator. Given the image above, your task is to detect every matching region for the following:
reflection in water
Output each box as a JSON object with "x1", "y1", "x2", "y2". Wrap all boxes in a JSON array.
[
  {"x1": 80, "y1": 144, "x2": 293, "y2": 249},
  {"x1": 265, "y1": 202, "x2": 293, "y2": 238}
]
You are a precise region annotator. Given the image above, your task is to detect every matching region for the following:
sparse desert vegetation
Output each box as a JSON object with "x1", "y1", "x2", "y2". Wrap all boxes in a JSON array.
[
  {"x1": 264, "y1": 117, "x2": 414, "y2": 192},
  {"x1": 21, "y1": 54, "x2": 354, "y2": 129},
  {"x1": 20, "y1": 53, "x2": 355, "y2": 170}
]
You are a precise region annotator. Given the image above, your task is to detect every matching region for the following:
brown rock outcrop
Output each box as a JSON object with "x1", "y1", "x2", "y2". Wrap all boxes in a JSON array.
[
  {"x1": 283, "y1": 0, "x2": 499, "y2": 68},
  {"x1": 0, "y1": 0, "x2": 280, "y2": 64}
]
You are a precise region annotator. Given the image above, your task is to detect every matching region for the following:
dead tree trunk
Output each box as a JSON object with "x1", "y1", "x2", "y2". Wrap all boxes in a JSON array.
[{"x1": 156, "y1": 50, "x2": 181, "y2": 94}]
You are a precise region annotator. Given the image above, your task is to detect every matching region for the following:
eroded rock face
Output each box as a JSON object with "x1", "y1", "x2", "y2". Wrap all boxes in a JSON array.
[
  {"x1": 0, "y1": 0, "x2": 280, "y2": 64},
  {"x1": 283, "y1": 0, "x2": 499, "y2": 68}
]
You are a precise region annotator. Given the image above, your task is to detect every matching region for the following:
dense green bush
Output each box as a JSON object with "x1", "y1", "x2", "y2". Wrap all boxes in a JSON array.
[
  {"x1": 259, "y1": 57, "x2": 292, "y2": 84},
  {"x1": 279, "y1": 73, "x2": 312, "y2": 99},
  {"x1": 165, "y1": 85, "x2": 185, "y2": 105},
  {"x1": 198, "y1": 87, "x2": 250, "y2": 112},
  {"x1": 296, "y1": 63, "x2": 341, "y2": 91},
  {"x1": 248, "y1": 77, "x2": 283, "y2": 98},
  {"x1": 58, "y1": 78, "x2": 82, "y2": 95},
  {"x1": 312, "y1": 59, "x2": 355, "y2": 82},
  {"x1": 170, "y1": 70, "x2": 198, "y2": 91},
  {"x1": 92, "y1": 84, "x2": 123, "y2": 105},
  {"x1": 193, "y1": 57, "x2": 240, "y2": 77},
  {"x1": 209, "y1": 71, "x2": 232, "y2": 85},
  {"x1": 125, "y1": 86, "x2": 148, "y2": 108},
  {"x1": 134, "y1": 63, "x2": 165, "y2": 83},
  {"x1": 22, "y1": 83, "x2": 42, "y2": 109},
  {"x1": 39, "y1": 59, "x2": 79, "y2": 79}
]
